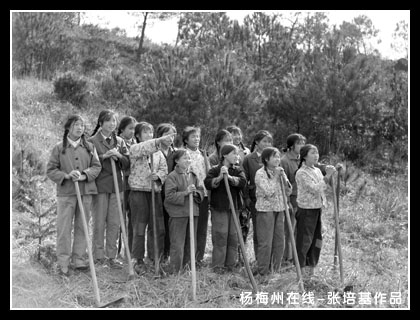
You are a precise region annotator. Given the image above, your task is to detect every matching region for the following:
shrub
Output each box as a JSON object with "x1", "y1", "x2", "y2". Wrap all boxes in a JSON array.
[{"x1": 53, "y1": 72, "x2": 89, "y2": 108}]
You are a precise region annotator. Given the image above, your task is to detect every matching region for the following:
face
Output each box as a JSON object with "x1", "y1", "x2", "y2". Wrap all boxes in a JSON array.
[
  {"x1": 139, "y1": 128, "x2": 153, "y2": 142},
  {"x1": 304, "y1": 148, "x2": 319, "y2": 165},
  {"x1": 293, "y1": 140, "x2": 305, "y2": 154},
  {"x1": 231, "y1": 132, "x2": 242, "y2": 146},
  {"x1": 161, "y1": 128, "x2": 176, "y2": 147},
  {"x1": 176, "y1": 153, "x2": 191, "y2": 170},
  {"x1": 68, "y1": 120, "x2": 84, "y2": 140},
  {"x1": 218, "y1": 135, "x2": 233, "y2": 150},
  {"x1": 186, "y1": 131, "x2": 200, "y2": 150},
  {"x1": 267, "y1": 151, "x2": 281, "y2": 168},
  {"x1": 224, "y1": 149, "x2": 240, "y2": 165},
  {"x1": 121, "y1": 122, "x2": 135, "y2": 140},
  {"x1": 256, "y1": 136, "x2": 272, "y2": 152},
  {"x1": 101, "y1": 116, "x2": 117, "y2": 134}
]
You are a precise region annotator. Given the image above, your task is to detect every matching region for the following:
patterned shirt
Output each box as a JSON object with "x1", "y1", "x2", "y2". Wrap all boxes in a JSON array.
[
  {"x1": 185, "y1": 147, "x2": 209, "y2": 197},
  {"x1": 255, "y1": 167, "x2": 291, "y2": 212},
  {"x1": 296, "y1": 163, "x2": 327, "y2": 209}
]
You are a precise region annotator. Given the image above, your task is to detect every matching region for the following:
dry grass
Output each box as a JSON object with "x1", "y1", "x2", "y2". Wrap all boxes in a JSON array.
[{"x1": 11, "y1": 77, "x2": 409, "y2": 309}]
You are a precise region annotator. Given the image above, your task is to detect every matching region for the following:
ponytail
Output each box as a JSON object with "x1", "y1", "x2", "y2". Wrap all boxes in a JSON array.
[
  {"x1": 61, "y1": 129, "x2": 69, "y2": 154},
  {"x1": 91, "y1": 122, "x2": 101, "y2": 137}
]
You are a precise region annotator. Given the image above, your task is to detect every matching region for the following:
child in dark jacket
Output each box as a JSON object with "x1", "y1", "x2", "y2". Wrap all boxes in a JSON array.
[
  {"x1": 204, "y1": 144, "x2": 246, "y2": 273},
  {"x1": 88, "y1": 110, "x2": 130, "y2": 268},
  {"x1": 47, "y1": 114, "x2": 101, "y2": 276},
  {"x1": 164, "y1": 149, "x2": 204, "y2": 273}
]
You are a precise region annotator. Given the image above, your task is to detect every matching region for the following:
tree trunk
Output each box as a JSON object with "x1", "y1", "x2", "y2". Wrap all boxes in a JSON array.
[{"x1": 137, "y1": 12, "x2": 149, "y2": 61}]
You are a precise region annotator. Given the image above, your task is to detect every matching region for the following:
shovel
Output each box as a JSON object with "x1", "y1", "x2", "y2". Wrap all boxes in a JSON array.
[
  {"x1": 279, "y1": 172, "x2": 305, "y2": 292},
  {"x1": 331, "y1": 171, "x2": 344, "y2": 285},
  {"x1": 110, "y1": 158, "x2": 136, "y2": 280},
  {"x1": 188, "y1": 173, "x2": 197, "y2": 301},
  {"x1": 74, "y1": 180, "x2": 125, "y2": 308},
  {"x1": 333, "y1": 167, "x2": 342, "y2": 267},
  {"x1": 223, "y1": 174, "x2": 258, "y2": 293},
  {"x1": 150, "y1": 154, "x2": 160, "y2": 276}
]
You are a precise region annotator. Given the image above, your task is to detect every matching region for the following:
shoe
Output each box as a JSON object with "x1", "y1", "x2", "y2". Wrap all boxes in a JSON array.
[
  {"x1": 108, "y1": 258, "x2": 124, "y2": 269},
  {"x1": 134, "y1": 260, "x2": 146, "y2": 275},
  {"x1": 212, "y1": 266, "x2": 226, "y2": 274},
  {"x1": 73, "y1": 260, "x2": 89, "y2": 270},
  {"x1": 58, "y1": 266, "x2": 71, "y2": 277},
  {"x1": 94, "y1": 258, "x2": 106, "y2": 265}
]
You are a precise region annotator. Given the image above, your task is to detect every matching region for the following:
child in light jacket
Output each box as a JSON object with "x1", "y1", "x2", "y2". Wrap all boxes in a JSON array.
[
  {"x1": 164, "y1": 149, "x2": 204, "y2": 273},
  {"x1": 47, "y1": 114, "x2": 101, "y2": 276},
  {"x1": 295, "y1": 144, "x2": 336, "y2": 278},
  {"x1": 254, "y1": 147, "x2": 292, "y2": 276},
  {"x1": 128, "y1": 122, "x2": 175, "y2": 274}
]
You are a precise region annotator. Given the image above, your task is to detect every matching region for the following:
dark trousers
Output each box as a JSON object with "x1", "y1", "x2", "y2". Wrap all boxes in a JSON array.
[
  {"x1": 211, "y1": 209, "x2": 239, "y2": 268},
  {"x1": 256, "y1": 211, "x2": 285, "y2": 275},
  {"x1": 196, "y1": 196, "x2": 209, "y2": 261},
  {"x1": 124, "y1": 189, "x2": 133, "y2": 254},
  {"x1": 129, "y1": 190, "x2": 165, "y2": 262},
  {"x1": 295, "y1": 207, "x2": 322, "y2": 268},
  {"x1": 169, "y1": 216, "x2": 198, "y2": 273},
  {"x1": 161, "y1": 191, "x2": 170, "y2": 259},
  {"x1": 283, "y1": 195, "x2": 297, "y2": 261}
]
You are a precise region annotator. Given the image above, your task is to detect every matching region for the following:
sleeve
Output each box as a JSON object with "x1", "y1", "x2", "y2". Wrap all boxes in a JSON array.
[
  {"x1": 46, "y1": 145, "x2": 66, "y2": 186},
  {"x1": 204, "y1": 167, "x2": 219, "y2": 190},
  {"x1": 130, "y1": 139, "x2": 159, "y2": 160},
  {"x1": 155, "y1": 153, "x2": 168, "y2": 186},
  {"x1": 164, "y1": 174, "x2": 187, "y2": 206},
  {"x1": 295, "y1": 169, "x2": 326, "y2": 195},
  {"x1": 242, "y1": 156, "x2": 250, "y2": 199},
  {"x1": 193, "y1": 174, "x2": 204, "y2": 204},
  {"x1": 117, "y1": 138, "x2": 130, "y2": 170},
  {"x1": 231, "y1": 167, "x2": 247, "y2": 189},
  {"x1": 82, "y1": 146, "x2": 102, "y2": 181},
  {"x1": 255, "y1": 169, "x2": 276, "y2": 198}
]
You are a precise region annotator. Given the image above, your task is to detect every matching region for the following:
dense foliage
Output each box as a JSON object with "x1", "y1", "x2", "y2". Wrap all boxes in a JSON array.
[{"x1": 12, "y1": 11, "x2": 408, "y2": 172}]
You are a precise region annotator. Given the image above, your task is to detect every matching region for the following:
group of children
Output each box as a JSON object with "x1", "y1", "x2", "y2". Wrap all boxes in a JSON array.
[{"x1": 47, "y1": 110, "x2": 337, "y2": 279}]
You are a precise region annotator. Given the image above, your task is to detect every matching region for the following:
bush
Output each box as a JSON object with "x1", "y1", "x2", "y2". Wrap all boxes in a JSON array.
[{"x1": 53, "y1": 72, "x2": 89, "y2": 108}]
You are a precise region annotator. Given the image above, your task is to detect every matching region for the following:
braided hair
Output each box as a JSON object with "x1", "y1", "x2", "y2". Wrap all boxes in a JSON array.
[
  {"x1": 261, "y1": 147, "x2": 280, "y2": 179},
  {"x1": 61, "y1": 114, "x2": 91, "y2": 154},
  {"x1": 282, "y1": 133, "x2": 306, "y2": 153},
  {"x1": 298, "y1": 144, "x2": 318, "y2": 169},
  {"x1": 250, "y1": 130, "x2": 273, "y2": 153}
]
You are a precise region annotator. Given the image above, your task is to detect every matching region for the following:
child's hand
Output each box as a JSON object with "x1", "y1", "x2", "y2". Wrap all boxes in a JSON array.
[
  {"x1": 220, "y1": 166, "x2": 229, "y2": 176},
  {"x1": 325, "y1": 165, "x2": 336, "y2": 176},
  {"x1": 67, "y1": 170, "x2": 81, "y2": 181},
  {"x1": 186, "y1": 184, "x2": 196, "y2": 194},
  {"x1": 150, "y1": 172, "x2": 159, "y2": 181},
  {"x1": 159, "y1": 133, "x2": 176, "y2": 145}
]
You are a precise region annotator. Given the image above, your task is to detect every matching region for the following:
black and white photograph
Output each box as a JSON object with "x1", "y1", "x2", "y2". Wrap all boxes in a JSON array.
[{"x1": 11, "y1": 10, "x2": 409, "y2": 309}]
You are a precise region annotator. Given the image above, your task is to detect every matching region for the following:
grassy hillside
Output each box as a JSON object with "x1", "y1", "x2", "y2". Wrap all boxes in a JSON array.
[{"x1": 11, "y1": 77, "x2": 409, "y2": 309}]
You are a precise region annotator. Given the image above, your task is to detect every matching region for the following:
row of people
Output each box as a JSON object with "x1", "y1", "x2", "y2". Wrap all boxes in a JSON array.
[{"x1": 47, "y1": 110, "x2": 337, "y2": 278}]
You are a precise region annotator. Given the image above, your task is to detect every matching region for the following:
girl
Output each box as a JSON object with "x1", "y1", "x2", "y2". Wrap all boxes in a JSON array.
[
  {"x1": 204, "y1": 144, "x2": 246, "y2": 273},
  {"x1": 117, "y1": 116, "x2": 137, "y2": 256},
  {"x1": 242, "y1": 130, "x2": 273, "y2": 258},
  {"x1": 88, "y1": 110, "x2": 130, "y2": 268},
  {"x1": 208, "y1": 129, "x2": 233, "y2": 167},
  {"x1": 225, "y1": 125, "x2": 250, "y2": 166},
  {"x1": 47, "y1": 115, "x2": 101, "y2": 276},
  {"x1": 128, "y1": 122, "x2": 175, "y2": 274},
  {"x1": 295, "y1": 144, "x2": 336, "y2": 278},
  {"x1": 156, "y1": 123, "x2": 178, "y2": 261},
  {"x1": 254, "y1": 147, "x2": 292, "y2": 276},
  {"x1": 164, "y1": 150, "x2": 204, "y2": 273},
  {"x1": 182, "y1": 126, "x2": 211, "y2": 265},
  {"x1": 280, "y1": 133, "x2": 306, "y2": 264}
]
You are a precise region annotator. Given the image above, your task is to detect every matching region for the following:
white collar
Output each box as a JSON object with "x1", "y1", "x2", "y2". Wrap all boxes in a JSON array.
[
  {"x1": 101, "y1": 131, "x2": 112, "y2": 141},
  {"x1": 67, "y1": 136, "x2": 81, "y2": 148}
]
